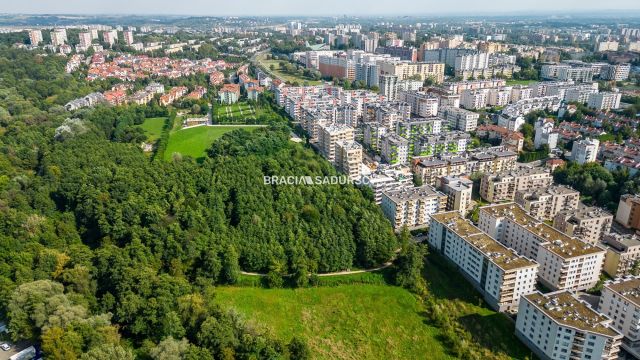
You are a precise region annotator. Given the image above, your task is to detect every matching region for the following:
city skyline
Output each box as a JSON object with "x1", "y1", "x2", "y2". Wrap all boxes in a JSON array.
[{"x1": 3, "y1": 0, "x2": 640, "y2": 16}]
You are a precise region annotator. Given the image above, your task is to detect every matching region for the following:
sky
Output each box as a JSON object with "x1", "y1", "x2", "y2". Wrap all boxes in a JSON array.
[{"x1": 2, "y1": 0, "x2": 639, "y2": 16}]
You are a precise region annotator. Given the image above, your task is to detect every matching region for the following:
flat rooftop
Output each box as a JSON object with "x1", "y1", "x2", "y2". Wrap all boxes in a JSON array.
[
  {"x1": 481, "y1": 203, "x2": 604, "y2": 259},
  {"x1": 525, "y1": 292, "x2": 619, "y2": 337},
  {"x1": 431, "y1": 212, "x2": 536, "y2": 271},
  {"x1": 431, "y1": 211, "x2": 480, "y2": 238},
  {"x1": 384, "y1": 185, "x2": 442, "y2": 203},
  {"x1": 466, "y1": 233, "x2": 537, "y2": 271},
  {"x1": 606, "y1": 278, "x2": 640, "y2": 308}
]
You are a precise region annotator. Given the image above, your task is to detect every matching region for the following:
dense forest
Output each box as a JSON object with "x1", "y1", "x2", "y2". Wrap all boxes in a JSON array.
[{"x1": 0, "y1": 47, "x2": 398, "y2": 358}]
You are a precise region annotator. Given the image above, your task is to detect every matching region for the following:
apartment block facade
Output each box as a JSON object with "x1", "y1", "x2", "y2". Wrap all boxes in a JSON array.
[{"x1": 516, "y1": 291, "x2": 622, "y2": 360}]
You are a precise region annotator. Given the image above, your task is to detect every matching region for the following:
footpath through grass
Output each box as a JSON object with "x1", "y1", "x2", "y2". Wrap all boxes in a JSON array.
[
  {"x1": 215, "y1": 284, "x2": 452, "y2": 360},
  {"x1": 164, "y1": 125, "x2": 261, "y2": 161}
]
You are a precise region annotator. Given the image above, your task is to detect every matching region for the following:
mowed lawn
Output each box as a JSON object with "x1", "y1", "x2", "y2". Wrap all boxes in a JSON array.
[
  {"x1": 214, "y1": 102, "x2": 261, "y2": 123},
  {"x1": 164, "y1": 125, "x2": 261, "y2": 161},
  {"x1": 215, "y1": 285, "x2": 453, "y2": 360},
  {"x1": 137, "y1": 117, "x2": 167, "y2": 142}
]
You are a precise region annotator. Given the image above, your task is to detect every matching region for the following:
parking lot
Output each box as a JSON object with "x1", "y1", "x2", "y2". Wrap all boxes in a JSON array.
[{"x1": 0, "y1": 341, "x2": 34, "y2": 360}]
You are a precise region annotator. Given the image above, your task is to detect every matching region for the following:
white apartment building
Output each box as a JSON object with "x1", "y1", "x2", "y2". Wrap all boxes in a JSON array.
[
  {"x1": 381, "y1": 133, "x2": 409, "y2": 165},
  {"x1": 479, "y1": 203, "x2": 606, "y2": 292},
  {"x1": 398, "y1": 91, "x2": 439, "y2": 117},
  {"x1": 460, "y1": 89, "x2": 488, "y2": 110},
  {"x1": 79, "y1": 32, "x2": 93, "y2": 48},
  {"x1": 437, "y1": 106, "x2": 479, "y2": 132},
  {"x1": 599, "y1": 278, "x2": 640, "y2": 359},
  {"x1": 379, "y1": 75, "x2": 398, "y2": 100},
  {"x1": 571, "y1": 138, "x2": 600, "y2": 165},
  {"x1": 514, "y1": 185, "x2": 580, "y2": 221},
  {"x1": 510, "y1": 85, "x2": 533, "y2": 103},
  {"x1": 362, "y1": 170, "x2": 412, "y2": 204},
  {"x1": 381, "y1": 185, "x2": 446, "y2": 230},
  {"x1": 600, "y1": 64, "x2": 631, "y2": 81},
  {"x1": 497, "y1": 114, "x2": 526, "y2": 131},
  {"x1": 429, "y1": 212, "x2": 539, "y2": 312},
  {"x1": 335, "y1": 140, "x2": 363, "y2": 181},
  {"x1": 587, "y1": 92, "x2": 622, "y2": 111},
  {"x1": 480, "y1": 168, "x2": 553, "y2": 203},
  {"x1": 516, "y1": 291, "x2": 622, "y2": 360},
  {"x1": 103, "y1": 30, "x2": 118, "y2": 47},
  {"x1": 454, "y1": 52, "x2": 490, "y2": 71},
  {"x1": 534, "y1": 118, "x2": 559, "y2": 150},
  {"x1": 123, "y1": 30, "x2": 134, "y2": 45},
  {"x1": 487, "y1": 87, "x2": 512, "y2": 107},
  {"x1": 318, "y1": 124, "x2": 355, "y2": 163},
  {"x1": 50, "y1": 29, "x2": 67, "y2": 46},
  {"x1": 436, "y1": 176, "x2": 473, "y2": 215}
]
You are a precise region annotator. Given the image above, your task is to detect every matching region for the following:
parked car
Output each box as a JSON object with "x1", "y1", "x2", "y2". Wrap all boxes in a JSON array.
[{"x1": 0, "y1": 343, "x2": 10, "y2": 351}]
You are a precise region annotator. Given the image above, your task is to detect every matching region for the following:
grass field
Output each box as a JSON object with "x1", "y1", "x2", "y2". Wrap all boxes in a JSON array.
[
  {"x1": 215, "y1": 285, "x2": 453, "y2": 360},
  {"x1": 506, "y1": 79, "x2": 538, "y2": 86},
  {"x1": 424, "y1": 253, "x2": 534, "y2": 359},
  {"x1": 218, "y1": 252, "x2": 535, "y2": 360},
  {"x1": 137, "y1": 117, "x2": 167, "y2": 142},
  {"x1": 256, "y1": 53, "x2": 323, "y2": 86},
  {"x1": 214, "y1": 102, "x2": 263, "y2": 123},
  {"x1": 164, "y1": 125, "x2": 261, "y2": 161}
]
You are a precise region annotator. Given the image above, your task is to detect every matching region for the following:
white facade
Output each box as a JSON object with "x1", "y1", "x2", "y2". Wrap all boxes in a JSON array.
[
  {"x1": 571, "y1": 138, "x2": 600, "y2": 165},
  {"x1": 479, "y1": 203, "x2": 606, "y2": 292},
  {"x1": 429, "y1": 212, "x2": 538, "y2": 312},
  {"x1": 516, "y1": 291, "x2": 622, "y2": 360}
]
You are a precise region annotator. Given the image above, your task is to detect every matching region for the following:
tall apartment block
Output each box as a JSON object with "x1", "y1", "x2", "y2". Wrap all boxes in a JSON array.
[
  {"x1": 381, "y1": 185, "x2": 446, "y2": 230},
  {"x1": 480, "y1": 168, "x2": 553, "y2": 203},
  {"x1": 28, "y1": 30, "x2": 42, "y2": 45},
  {"x1": 379, "y1": 75, "x2": 398, "y2": 100},
  {"x1": 436, "y1": 176, "x2": 473, "y2": 215},
  {"x1": 516, "y1": 291, "x2": 622, "y2": 360},
  {"x1": 437, "y1": 106, "x2": 480, "y2": 132},
  {"x1": 479, "y1": 203, "x2": 606, "y2": 292},
  {"x1": 616, "y1": 194, "x2": 640, "y2": 232},
  {"x1": 318, "y1": 124, "x2": 355, "y2": 163},
  {"x1": 602, "y1": 233, "x2": 640, "y2": 278},
  {"x1": 335, "y1": 140, "x2": 363, "y2": 181},
  {"x1": 429, "y1": 212, "x2": 538, "y2": 312},
  {"x1": 553, "y1": 206, "x2": 613, "y2": 245},
  {"x1": 379, "y1": 61, "x2": 445, "y2": 83},
  {"x1": 398, "y1": 91, "x2": 439, "y2": 117},
  {"x1": 571, "y1": 138, "x2": 600, "y2": 165},
  {"x1": 123, "y1": 30, "x2": 134, "y2": 46},
  {"x1": 381, "y1": 134, "x2": 409, "y2": 165},
  {"x1": 514, "y1": 185, "x2": 580, "y2": 221},
  {"x1": 599, "y1": 278, "x2": 640, "y2": 359}
]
